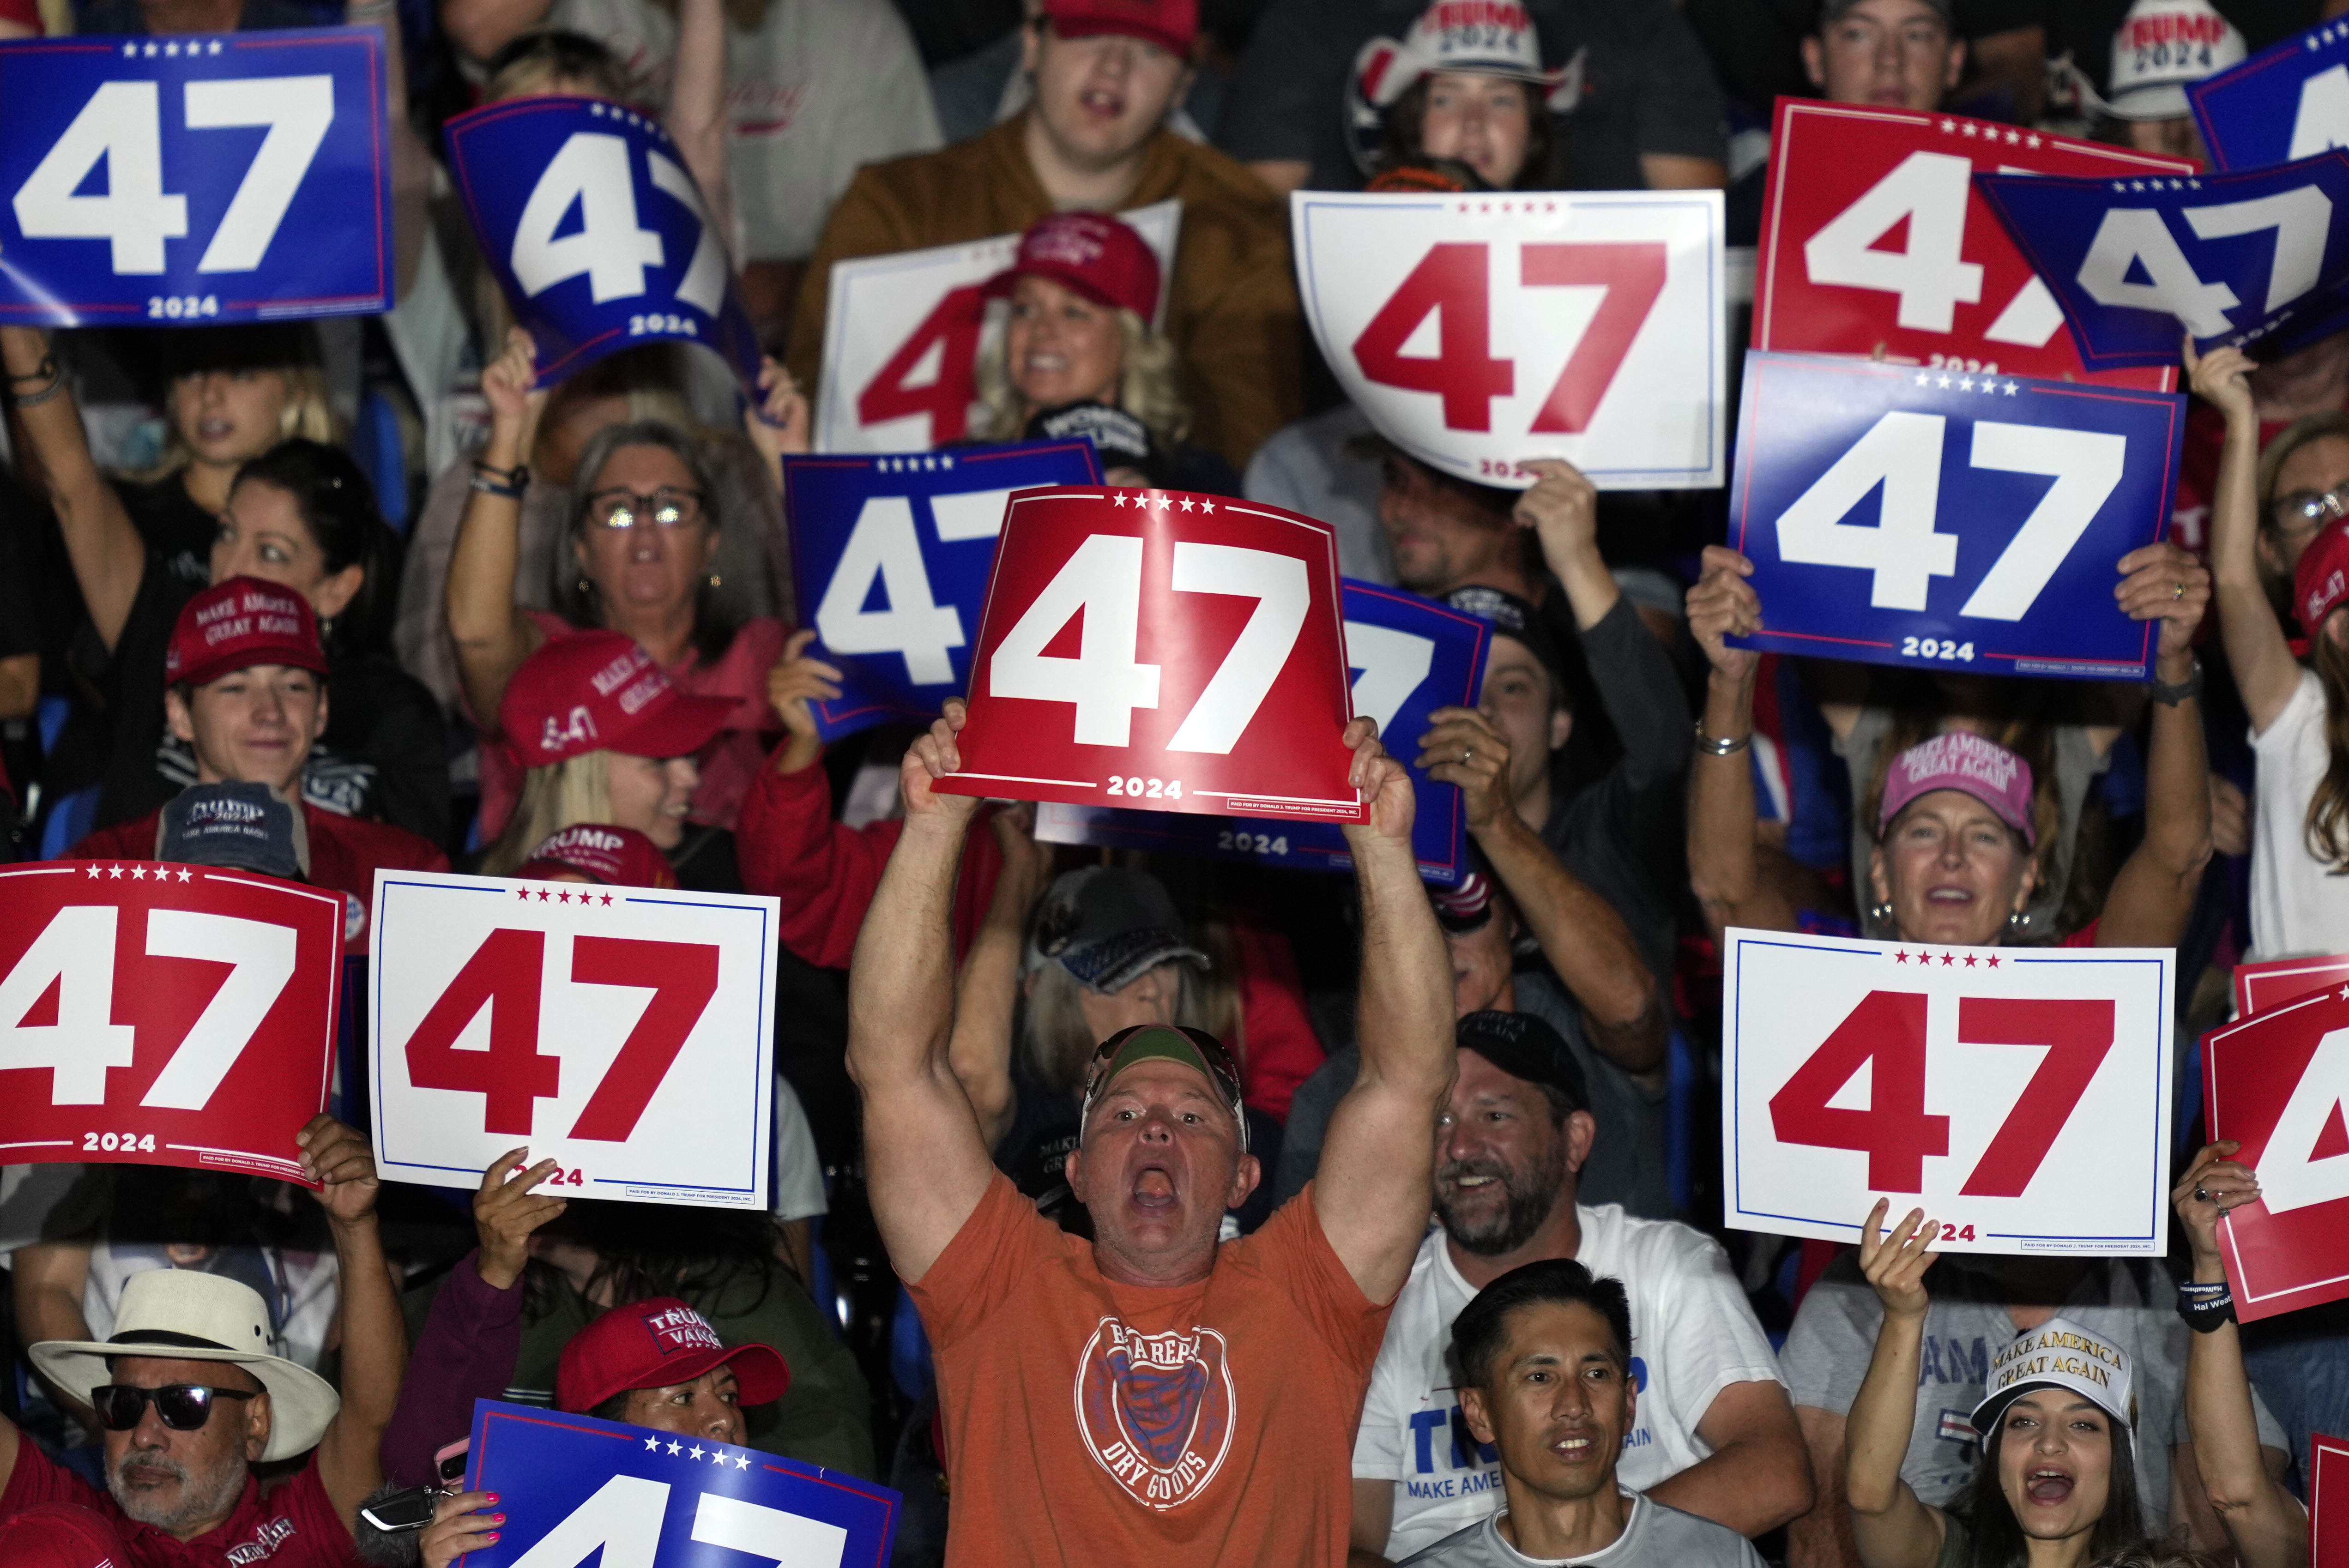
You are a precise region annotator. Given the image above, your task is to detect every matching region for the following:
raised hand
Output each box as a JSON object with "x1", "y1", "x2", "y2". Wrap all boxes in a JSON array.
[
  {"x1": 766, "y1": 627, "x2": 844, "y2": 774},
  {"x1": 743, "y1": 356, "x2": 810, "y2": 483},
  {"x1": 481, "y1": 327, "x2": 546, "y2": 456},
  {"x1": 2185, "y1": 339, "x2": 2256, "y2": 427},
  {"x1": 1687, "y1": 544, "x2": 1763, "y2": 683},
  {"x1": 1416, "y1": 705, "x2": 1513, "y2": 831},
  {"x1": 1857, "y1": 1197, "x2": 1940, "y2": 1319},
  {"x1": 473, "y1": 1147, "x2": 568, "y2": 1291},
  {"x1": 901, "y1": 699, "x2": 982, "y2": 830},
  {"x1": 2172, "y1": 1140, "x2": 2260, "y2": 1268},
  {"x1": 1340, "y1": 716, "x2": 1416, "y2": 847},
  {"x1": 2114, "y1": 539, "x2": 2211, "y2": 668},
  {"x1": 420, "y1": 1490, "x2": 503, "y2": 1568},
  {"x1": 1511, "y1": 458, "x2": 1599, "y2": 570},
  {"x1": 297, "y1": 1115, "x2": 380, "y2": 1227}
]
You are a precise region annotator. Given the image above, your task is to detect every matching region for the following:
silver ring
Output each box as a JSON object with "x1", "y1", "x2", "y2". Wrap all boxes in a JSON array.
[
  {"x1": 1462, "y1": 748, "x2": 1473, "y2": 765},
  {"x1": 2174, "y1": 582, "x2": 2186, "y2": 601}
]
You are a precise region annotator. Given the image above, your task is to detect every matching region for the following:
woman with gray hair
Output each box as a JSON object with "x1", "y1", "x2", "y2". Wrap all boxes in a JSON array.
[{"x1": 444, "y1": 326, "x2": 806, "y2": 844}]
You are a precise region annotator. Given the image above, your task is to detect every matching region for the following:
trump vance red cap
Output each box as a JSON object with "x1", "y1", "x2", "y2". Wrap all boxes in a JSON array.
[
  {"x1": 165, "y1": 577, "x2": 328, "y2": 689},
  {"x1": 498, "y1": 631, "x2": 737, "y2": 768},
  {"x1": 556, "y1": 1297, "x2": 790, "y2": 1415}
]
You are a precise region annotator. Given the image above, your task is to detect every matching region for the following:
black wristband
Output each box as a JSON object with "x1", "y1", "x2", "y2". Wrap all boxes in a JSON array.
[
  {"x1": 2177, "y1": 1279, "x2": 2234, "y2": 1333},
  {"x1": 2150, "y1": 657, "x2": 2204, "y2": 706}
]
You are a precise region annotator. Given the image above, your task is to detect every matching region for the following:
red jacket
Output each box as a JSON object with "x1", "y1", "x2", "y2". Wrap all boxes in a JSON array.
[{"x1": 75, "y1": 802, "x2": 449, "y2": 953}]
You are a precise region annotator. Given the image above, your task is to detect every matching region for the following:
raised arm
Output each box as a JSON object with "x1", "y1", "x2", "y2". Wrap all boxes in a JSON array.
[
  {"x1": 2, "y1": 325, "x2": 149, "y2": 650},
  {"x1": 2098, "y1": 542, "x2": 2214, "y2": 949},
  {"x1": 1313, "y1": 722, "x2": 1457, "y2": 1302},
  {"x1": 1685, "y1": 546, "x2": 1799, "y2": 939},
  {"x1": 300, "y1": 1115, "x2": 405, "y2": 1534},
  {"x1": 665, "y1": 0, "x2": 736, "y2": 272},
  {"x1": 2191, "y1": 343, "x2": 2305, "y2": 733},
  {"x1": 844, "y1": 700, "x2": 1001, "y2": 1284},
  {"x1": 946, "y1": 804, "x2": 1053, "y2": 1154},
  {"x1": 1419, "y1": 706, "x2": 1662, "y2": 1076},
  {"x1": 446, "y1": 329, "x2": 550, "y2": 727},
  {"x1": 1843, "y1": 1201, "x2": 1947, "y2": 1568},
  {"x1": 2171, "y1": 1143, "x2": 2308, "y2": 1568}
]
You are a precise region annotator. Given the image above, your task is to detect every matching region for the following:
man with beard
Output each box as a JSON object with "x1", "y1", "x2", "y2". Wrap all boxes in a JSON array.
[
  {"x1": 1350, "y1": 1012, "x2": 1809, "y2": 1563},
  {"x1": 0, "y1": 1116, "x2": 402, "y2": 1563}
]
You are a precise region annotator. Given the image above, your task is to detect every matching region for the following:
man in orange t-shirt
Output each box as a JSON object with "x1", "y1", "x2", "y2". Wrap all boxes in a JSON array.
[{"x1": 847, "y1": 700, "x2": 1457, "y2": 1564}]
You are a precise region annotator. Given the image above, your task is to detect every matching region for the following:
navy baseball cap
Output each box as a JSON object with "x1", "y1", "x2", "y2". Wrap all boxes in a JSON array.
[{"x1": 158, "y1": 782, "x2": 303, "y2": 880}]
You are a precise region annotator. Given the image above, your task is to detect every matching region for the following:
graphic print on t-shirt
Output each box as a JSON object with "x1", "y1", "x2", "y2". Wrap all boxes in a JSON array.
[{"x1": 1075, "y1": 1316, "x2": 1236, "y2": 1510}]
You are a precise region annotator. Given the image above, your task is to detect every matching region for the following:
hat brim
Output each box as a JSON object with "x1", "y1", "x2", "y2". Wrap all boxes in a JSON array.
[
  {"x1": 173, "y1": 645, "x2": 331, "y2": 692},
  {"x1": 31, "y1": 1340, "x2": 340, "y2": 1462},
  {"x1": 612, "y1": 692, "x2": 737, "y2": 760},
  {"x1": 983, "y1": 259, "x2": 1154, "y2": 325},
  {"x1": 1970, "y1": 1376, "x2": 2132, "y2": 1433}
]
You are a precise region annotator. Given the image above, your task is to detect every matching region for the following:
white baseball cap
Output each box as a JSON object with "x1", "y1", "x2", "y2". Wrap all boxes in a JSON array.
[
  {"x1": 2107, "y1": 0, "x2": 2245, "y2": 120},
  {"x1": 1970, "y1": 1315, "x2": 2135, "y2": 1431},
  {"x1": 32, "y1": 1269, "x2": 340, "y2": 1462},
  {"x1": 1345, "y1": 1, "x2": 1585, "y2": 173}
]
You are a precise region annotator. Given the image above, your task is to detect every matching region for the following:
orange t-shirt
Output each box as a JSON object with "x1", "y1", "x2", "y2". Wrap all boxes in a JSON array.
[{"x1": 908, "y1": 1171, "x2": 1394, "y2": 1566}]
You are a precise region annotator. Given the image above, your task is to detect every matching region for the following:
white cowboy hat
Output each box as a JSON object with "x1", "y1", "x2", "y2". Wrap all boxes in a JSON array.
[{"x1": 30, "y1": 1270, "x2": 340, "y2": 1462}]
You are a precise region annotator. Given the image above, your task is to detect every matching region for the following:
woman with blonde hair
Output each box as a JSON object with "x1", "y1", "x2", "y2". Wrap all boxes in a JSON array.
[{"x1": 970, "y1": 211, "x2": 1238, "y2": 494}]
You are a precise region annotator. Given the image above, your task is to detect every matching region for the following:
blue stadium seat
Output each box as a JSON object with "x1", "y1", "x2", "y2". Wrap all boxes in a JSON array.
[
  {"x1": 352, "y1": 387, "x2": 410, "y2": 533},
  {"x1": 1666, "y1": 1028, "x2": 1697, "y2": 1218},
  {"x1": 38, "y1": 784, "x2": 100, "y2": 862}
]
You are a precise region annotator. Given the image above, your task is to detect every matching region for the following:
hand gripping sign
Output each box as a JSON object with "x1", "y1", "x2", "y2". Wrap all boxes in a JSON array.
[
  {"x1": 1722, "y1": 928, "x2": 2176, "y2": 1254},
  {"x1": 1726, "y1": 351, "x2": 2183, "y2": 681},
  {"x1": 781, "y1": 439, "x2": 1103, "y2": 742},
  {"x1": 1754, "y1": 100, "x2": 2192, "y2": 391},
  {"x1": 2192, "y1": 17, "x2": 2349, "y2": 172},
  {"x1": 2202, "y1": 984, "x2": 2349, "y2": 1320},
  {"x1": 369, "y1": 869, "x2": 778, "y2": 1211},
  {"x1": 815, "y1": 199, "x2": 1181, "y2": 453},
  {"x1": 1975, "y1": 152, "x2": 2349, "y2": 368},
  {"x1": 460, "y1": 1399, "x2": 900, "y2": 1568},
  {"x1": 932, "y1": 488, "x2": 1362, "y2": 822},
  {"x1": 1292, "y1": 187, "x2": 1725, "y2": 490},
  {"x1": 1031, "y1": 581, "x2": 1491, "y2": 882},
  {"x1": 445, "y1": 96, "x2": 761, "y2": 388},
  {"x1": 0, "y1": 861, "x2": 342, "y2": 1186},
  {"x1": 2234, "y1": 953, "x2": 2349, "y2": 1017},
  {"x1": 0, "y1": 29, "x2": 393, "y2": 326}
]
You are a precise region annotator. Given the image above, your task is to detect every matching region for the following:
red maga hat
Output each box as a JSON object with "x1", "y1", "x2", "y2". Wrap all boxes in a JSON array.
[
  {"x1": 165, "y1": 577, "x2": 328, "y2": 689},
  {"x1": 556, "y1": 1297, "x2": 789, "y2": 1415},
  {"x1": 516, "y1": 823, "x2": 678, "y2": 888},
  {"x1": 989, "y1": 211, "x2": 1162, "y2": 323},
  {"x1": 2296, "y1": 516, "x2": 2349, "y2": 639},
  {"x1": 498, "y1": 631, "x2": 736, "y2": 768},
  {"x1": 1041, "y1": 0, "x2": 1196, "y2": 55}
]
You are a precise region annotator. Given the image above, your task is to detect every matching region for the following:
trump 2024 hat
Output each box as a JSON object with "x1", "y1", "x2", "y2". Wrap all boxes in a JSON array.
[
  {"x1": 1878, "y1": 732, "x2": 2037, "y2": 847},
  {"x1": 556, "y1": 1297, "x2": 789, "y2": 1415},
  {"x1": 1972, "y1": 1315, "x2": 2134, "y2": 1430},
  {"x1": 499, "y1": 631, "x2": 737, "y2": 768},
  {"x1": 517, "y1": 823, "x2": 678, "y2": 888},
  {"x1": 165, "y1": 577, "x2": 327, "y2": 690},
  {"x1": 2107, "y1": 0, "x2": 2244, "y2": 121},
  {"x1": 159, "y1": 781, "x2": 304, "y2": 881}
]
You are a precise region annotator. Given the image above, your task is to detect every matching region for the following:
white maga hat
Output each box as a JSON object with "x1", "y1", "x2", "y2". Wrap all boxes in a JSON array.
[
  {"x1": 2107, "y1": 0, "x2": 2246, "y2": 120},
  {"x1": 1970, "y1": 1315, "x2": 2135, "y2": 1432},
  {"x1": 30, "y1": 1269, "x2": 340, "y2": 1463}
]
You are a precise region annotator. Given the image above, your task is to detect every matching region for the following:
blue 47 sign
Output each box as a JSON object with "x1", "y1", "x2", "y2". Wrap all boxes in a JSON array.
[
  {"x1": 1034, "y1": 582, "x2": 1491, "y2": 882},
  {"x1": 1727, "y1": 352, "x2": 2181, "y2": 681},
  {"x1": 2193, "y1": 18, "x2": 2349, "y2": 172},
  {"x1": 446, "y1": 96, "x2": 761, "y2": 387},
  {"x1": 461, "y1": 1399, "x2": 899, "y2": 1567},
  {"x1": 782, "y1": 440, "x2": 1104, "y2": 742},
  {"x1": 0, "y1": 30, "x2": 393, "y2": 325}
]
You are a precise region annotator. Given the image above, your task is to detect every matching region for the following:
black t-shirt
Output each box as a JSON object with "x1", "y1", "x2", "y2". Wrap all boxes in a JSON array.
[{"x1": 1217, "y1": 0, "x2": 1728, "y2": 193}]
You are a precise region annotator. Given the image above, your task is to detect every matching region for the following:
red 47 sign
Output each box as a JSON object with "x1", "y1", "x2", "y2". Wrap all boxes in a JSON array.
[
  {"x1": 2318, "y1": 1435, "x2": 2349, "y2": 1568},
  {"x1": 813, "y1": 200, "x2": 1182, "y2": 453},
  {"x1": 1757, "y1": 100, "x2": 2191, "y2": 389},
  {"x1": 934, "y1": 487, "x2": 1362, "y2": 821},
  {"x1": 369, "y1": 870, "x2": 778, "y2": 1211},
  {"x1": 2232, "y1": 952, "x2": 2349, "y2": 1017},
  {"x1": 1723, "y1": 928, "x2": 2175, "y2": 1254},
  {"x1": 1293, "y1": 189, "x2": 1725, "y2": 489},
  {"x1": 0, "y1": 861, "x2": 342, "y2": 1186},
  {"x1": 2203, "y1": 985, "x2": 2349, "y2": 1320}
]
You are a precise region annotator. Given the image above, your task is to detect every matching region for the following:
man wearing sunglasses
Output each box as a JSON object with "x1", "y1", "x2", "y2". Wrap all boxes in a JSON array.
[
  {"x1": 849, "y1": 700, "x2": 1455, "y2": 1563},
  {"x1": 0, "y1": 1116, "x2": 404, "y2": 1562}
]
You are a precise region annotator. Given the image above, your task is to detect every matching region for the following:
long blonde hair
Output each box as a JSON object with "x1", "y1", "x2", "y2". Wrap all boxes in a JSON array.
[
  {"x1": 128, "y1": 364, "x2": 339, "y2": 485},
  {"x1": 480, "y1": 753, "x2": 612, "y2": 874},
  {"x1": 974, "y1": 308, "x2": 1193, "y2": 450}
]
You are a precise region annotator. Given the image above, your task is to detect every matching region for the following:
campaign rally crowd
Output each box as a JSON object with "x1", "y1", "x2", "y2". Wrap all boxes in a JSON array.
[{"x1": 5, "y1": 0, "x2": 2349, "y2": 1562}]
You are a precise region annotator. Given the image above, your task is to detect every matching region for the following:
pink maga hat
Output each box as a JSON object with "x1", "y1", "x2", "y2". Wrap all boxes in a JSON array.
[{"x1": 1878, "y1": 731, "x2": 2036, "y2": 847}]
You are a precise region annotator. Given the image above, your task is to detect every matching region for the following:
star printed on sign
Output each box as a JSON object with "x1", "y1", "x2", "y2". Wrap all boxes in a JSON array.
[
  {"x1": 1890, "y1": 948, "x2": 2001, "y2": 968},
  {"x1": 641, "y1": 1435, "x2": 755, "y2": 1469},
  {"x1": 1913, "y1": 372, "x2": 2019, "y2": 395}
]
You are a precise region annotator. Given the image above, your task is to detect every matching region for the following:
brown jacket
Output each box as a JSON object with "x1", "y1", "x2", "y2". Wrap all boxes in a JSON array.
[{"x1": 786, "y1": 114, "x2": 1303, "y2": 471}]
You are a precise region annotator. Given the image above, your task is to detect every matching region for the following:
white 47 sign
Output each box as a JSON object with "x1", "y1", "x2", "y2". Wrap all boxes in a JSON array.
[
  {"x1": 1292, "y1": 189, "x2": 1725, "y2": 490},
  {"x1": 1722, "y1": 929, "x2": 2175, "y2": 1254},
  {"x1": 369, "y1": 871, "x2": 777, "y2": 1211}
]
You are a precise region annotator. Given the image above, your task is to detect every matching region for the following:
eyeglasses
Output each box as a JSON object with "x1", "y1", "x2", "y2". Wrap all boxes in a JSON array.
[
  {"x1": 585, "y1": 487, "x2": 705, "y2": 531},
  {"x1": 91, "y1": 1383, "x2": 256, "y2": 1432},
  {"x1": 2274, "y1": 488, "x2": 2349, "y2": 535}
]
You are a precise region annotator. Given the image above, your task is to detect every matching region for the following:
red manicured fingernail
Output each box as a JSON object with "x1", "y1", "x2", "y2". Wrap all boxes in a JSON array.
[
  {"x1": 484, "y1": 1533, "x2": 500, "y2": 1544},
  {"x1": 486, "y1": 1494, "x2": 499, "y2": 1504}
]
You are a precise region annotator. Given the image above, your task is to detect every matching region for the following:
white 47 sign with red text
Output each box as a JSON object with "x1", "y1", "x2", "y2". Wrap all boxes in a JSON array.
[
  {"x1": 1723, "y1": 929, "x2": 2174, "y2": 1254},
  {"x1": 1293, "y1": 189, "x2": 1725, "y2": 490},
  {"x1": 0, "y1": 861, "x2": 342, "y2": 1186},
  {"x1": 369, "y1": 871, "x2": 777, "y2": 1211}
]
